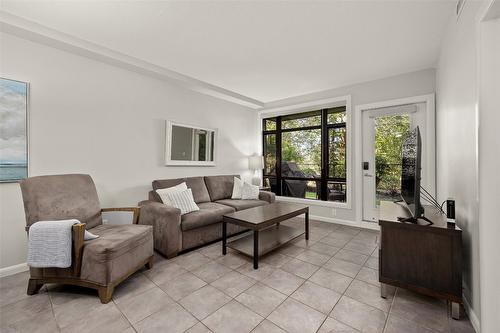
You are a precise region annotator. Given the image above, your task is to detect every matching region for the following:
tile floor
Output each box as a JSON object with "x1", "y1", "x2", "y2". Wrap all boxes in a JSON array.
[{"x1": 0, "y1": 218, "x2": 475, "y2": 333}]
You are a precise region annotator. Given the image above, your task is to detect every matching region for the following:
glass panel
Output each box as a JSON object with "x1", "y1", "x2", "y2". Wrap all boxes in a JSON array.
[
  {"x1": 263, "y1": 176, "x2": 278, "y2": 194},
  {"x1": 327, "y1": 181, "x2": 347, "y2": 202},
  {"x1": 328, "y1": 127, "x2": 346, "y2": 178},
  {"x1": 374, "y1": 114, "x2": 411, "y2": 205},
  {"x1": 264, "y1": 118, "x2": 276, "y2": 131},
  {"x1": 170, "y1": 125, "x2": 215, "y2": 162},
  {"x1": 198, "y1": 131, "x2": 207, "y2": 161},
  {"x1": 282, "y1": 179, "x2": 320, "y2": 200},
  {"x1": 327, "y1": 107, "x2": 346, "y2": 124},
  {"x1": 263, "y1": 134, "x2": 277, "y2": 175},
  {"x1": 282, "y1": 110, "x2": 321, "y2": 129},
  {"x1": 281, "y1": 129, "x2": 321, "y2": 178}
]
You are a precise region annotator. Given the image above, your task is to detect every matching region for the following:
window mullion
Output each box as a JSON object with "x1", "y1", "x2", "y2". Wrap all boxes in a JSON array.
[
  {"x1": 276, "y1": 116, "x2": 282, "y2": 196},
  {"x1": 321, "y1": 109, "x2": 328, "y2": 201}
]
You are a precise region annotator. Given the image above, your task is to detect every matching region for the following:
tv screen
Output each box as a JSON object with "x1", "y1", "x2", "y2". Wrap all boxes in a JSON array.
[{"x1": 400, "y1": 126, "x2": 423, "y2": 218}]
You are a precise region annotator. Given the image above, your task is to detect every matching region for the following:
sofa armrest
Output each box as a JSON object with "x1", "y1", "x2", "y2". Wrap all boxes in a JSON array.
[
  {"x1": 259, "y1": 191, "x2": 276, "y2": 203},
  {"x1": 138, "y1": 201, "x2": 181, "y2": 258}
]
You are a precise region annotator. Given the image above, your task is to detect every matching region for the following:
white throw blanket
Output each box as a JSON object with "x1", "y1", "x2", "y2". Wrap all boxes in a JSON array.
[{"x1": 27, "y1": 219, "x2": 99, "y2": 268}]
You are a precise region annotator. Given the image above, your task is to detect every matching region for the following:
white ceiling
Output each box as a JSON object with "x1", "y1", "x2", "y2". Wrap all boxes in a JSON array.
[{"x1": 1, "y1": 0, "x2": 454, "y2": 103}]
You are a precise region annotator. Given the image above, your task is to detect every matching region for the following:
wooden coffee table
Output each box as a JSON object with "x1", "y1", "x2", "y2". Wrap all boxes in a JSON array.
[{"x1": 222, "y1": 202, "x2": 309, "y2": 269}]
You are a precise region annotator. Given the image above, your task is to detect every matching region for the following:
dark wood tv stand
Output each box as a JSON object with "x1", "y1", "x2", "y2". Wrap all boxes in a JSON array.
[{"x1": 378, "y1": 201, "x2": 462, "y2": 319}]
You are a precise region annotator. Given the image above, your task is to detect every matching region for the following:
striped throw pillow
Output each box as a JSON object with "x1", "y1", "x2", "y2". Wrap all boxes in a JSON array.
[
  {"x1": 156, "y1": 182, "x2": 188, "y2": 206},
  {"x1": 165, "y1": 188, "x2": 200, "y2": 215}
]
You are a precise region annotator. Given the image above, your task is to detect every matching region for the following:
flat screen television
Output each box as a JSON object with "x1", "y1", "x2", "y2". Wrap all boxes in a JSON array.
[{"x1": 400, "y1": 126, "x2": 424, "y2": 219}]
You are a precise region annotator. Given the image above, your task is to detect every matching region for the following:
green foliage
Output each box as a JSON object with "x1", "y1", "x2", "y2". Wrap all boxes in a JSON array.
[
  {"x1": 282, "y1": 129, "x2": 321, "y2": 176},
  {"x1": 263, "y1": 111, "x2": 409, "y2": 201},
  {"x1": 328, "y1": 127, "x2": 346, "y2": 178},
  {"x1": 374, "y1": 114, "x2": 410, "y2": 195}
]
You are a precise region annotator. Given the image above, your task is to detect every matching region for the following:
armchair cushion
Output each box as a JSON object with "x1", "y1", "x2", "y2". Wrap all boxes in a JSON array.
[
  {"x1": 20, "y1": 174, "x2": 103, "y2": 229},
  {"x1": 80, "y1": 224, "x2": 153, "y2": 285},
  {"x1": 181, "y1": 202, "x2": 235, "y2": 231},
  {"x1": 215, "y1": 199, "x2": 268, "y2": 211}
]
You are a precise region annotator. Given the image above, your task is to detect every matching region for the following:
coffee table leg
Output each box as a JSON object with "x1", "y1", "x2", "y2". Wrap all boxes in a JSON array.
[
  {"x1": 222, "y1": 221, "x2": 227, "y2": 255},
  {"x1": 253, "y1": 230, "x2": 259, "y2": 269},
  {"x1": 305, "y1": 210, "x2": 309, "y2": 240}
]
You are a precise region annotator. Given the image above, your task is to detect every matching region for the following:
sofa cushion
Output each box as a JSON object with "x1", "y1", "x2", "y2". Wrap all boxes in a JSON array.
[
  {"x1": 205, "y1": 175, "x2": 240, "y2": 201},
  {"x1": 80, "y1": 224, "x2": 153, "y2": 284},
  {"x1": 152, "y1": 177, "x2": 211, "y2": 204},
  {"x1": 181, "y1": 202, "x2": 235, "y2": 231},
  {"x1": 215, "y1": 199, "x2": 268, "y2": 211}
]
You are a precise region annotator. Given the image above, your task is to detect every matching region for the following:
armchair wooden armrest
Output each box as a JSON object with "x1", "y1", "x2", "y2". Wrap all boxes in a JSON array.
[
  {"x1": 72, "y1": 223, "x2": 86, "y2": 276},
  {"x1": 101, "y1": 207, "x2": 141, "y2": 224}
]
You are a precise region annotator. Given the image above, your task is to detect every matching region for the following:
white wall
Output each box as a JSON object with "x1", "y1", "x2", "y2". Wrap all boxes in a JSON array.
[
  {"x1": 263, "y1": 69, "x2": 436, "y2": 224},
  {"x1": 435, "y1": 0, "x2": 488, "y2": 329},
  {"x1": 478, "y1": 11, "x2": 500, "y2": 333},
  {"x1": 0, "y1": 32, "x2": 258, "y2": 269}
]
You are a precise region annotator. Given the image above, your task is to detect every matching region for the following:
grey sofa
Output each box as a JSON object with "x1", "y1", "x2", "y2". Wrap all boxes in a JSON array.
[{"x1": 138, "y1": 175, "x2": 275, "y2": 258}]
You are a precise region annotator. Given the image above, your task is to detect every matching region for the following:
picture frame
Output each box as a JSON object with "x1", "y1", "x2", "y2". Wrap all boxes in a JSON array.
[
  {"x1": 0, "y1": 77, "x2": 29, "y2": 182},
  {"x1": 165, "y1": 120, "x2": 217, "y2": 166}
]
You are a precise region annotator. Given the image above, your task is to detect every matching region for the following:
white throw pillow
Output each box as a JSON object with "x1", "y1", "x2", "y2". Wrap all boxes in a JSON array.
[
  {"x1": 84, "y1": 230, "x2": 99, "y2": 240},
  {"x1": 156, "y1": 182, "x2": 188, "y2": 206},
  {"x1": 165, "y1": 188, "x2": 200, "y2": 215},
  {"x1": 241, "y1": 182, "x2": 260, "y2": 200},
  {"x1": 231, "y1": 177, "x2": 244, "y2": 199}
]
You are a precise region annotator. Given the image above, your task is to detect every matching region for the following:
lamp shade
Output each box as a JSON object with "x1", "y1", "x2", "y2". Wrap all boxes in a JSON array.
[{"x1": 248, "y1": 155, "x2": 264, "y2": 170}]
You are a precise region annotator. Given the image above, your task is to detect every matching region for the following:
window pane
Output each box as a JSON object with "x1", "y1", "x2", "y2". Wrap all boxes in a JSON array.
[
  {"x1": 328, "y1": 127, "x2": 346, "y2": 178},
  {"x1": 282, "y1": 179, "x2": 320, "y2": 200},
  {"x1": 264, "y1": 134, "x2": 277, "y2": 175},
  {"x1": 327, "y1": 181, "x2": 347, "y2": 202},
  {"x1": 327, "y1": 107, "x2": 346, "y2": 124},
  {"x1": 375, "y1": 114, "x2": 410, "y2": 204},
  {"x1": 264, "y1": 118, "x2": 276, "y2": 131},
  {"x1": 282, "y1": 110, "x2": 321, "y2": 129},
  {"x1": 263, "y1": 176, "x2": 278, "y2": 194},
  {"x1": 282, "y1": 129, "x2": 321, "y2": 177}
]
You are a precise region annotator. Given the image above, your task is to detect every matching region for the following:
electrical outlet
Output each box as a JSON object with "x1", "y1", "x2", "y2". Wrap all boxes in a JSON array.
[{"x1": 332, "y1": 208, "x2": 337, "y2": 217}]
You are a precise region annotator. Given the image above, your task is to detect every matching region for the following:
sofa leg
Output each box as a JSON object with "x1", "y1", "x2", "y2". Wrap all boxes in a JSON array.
[
  {"x1": 145, "y1": 256, "x2": 154, "y2": 270},
  {"x1": 97, "y1": 286, "x2": 114, "y2": 304},
  {"x1": 27, "y1": 279, "x2": 43, "y2": 295}
]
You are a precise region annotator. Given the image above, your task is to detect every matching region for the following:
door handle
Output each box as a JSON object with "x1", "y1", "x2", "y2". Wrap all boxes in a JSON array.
[{"x1": 364, "y1": 173, "x2": 373, "y2": 177}]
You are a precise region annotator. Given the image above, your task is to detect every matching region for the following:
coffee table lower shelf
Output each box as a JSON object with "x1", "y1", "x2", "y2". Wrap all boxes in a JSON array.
[{"x1": 227, "y1": 225, "x2": 304, "y2": 258}]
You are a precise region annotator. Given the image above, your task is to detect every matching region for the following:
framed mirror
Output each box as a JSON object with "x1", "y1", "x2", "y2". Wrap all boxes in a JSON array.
[{"x1": 165, "y1": 121, "x2": 217, "y2": 166}]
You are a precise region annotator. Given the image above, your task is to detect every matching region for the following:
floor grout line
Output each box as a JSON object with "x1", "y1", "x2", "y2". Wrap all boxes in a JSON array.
[
  {"x1": 381, "y1": 283, "x2": 398, "y2": 333},
  {"x1": 0, "y1": 220, "x2": 470, "y2": 333}
]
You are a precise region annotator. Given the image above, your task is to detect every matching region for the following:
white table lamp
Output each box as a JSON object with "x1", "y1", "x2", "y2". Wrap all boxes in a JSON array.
[{"x1": 248, "y1": 156, "x2": 264, "y2": 186}]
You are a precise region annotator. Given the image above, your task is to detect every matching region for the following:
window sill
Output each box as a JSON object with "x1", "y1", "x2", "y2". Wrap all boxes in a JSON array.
[{"x1": 276, "y1": 195, "x2": 351, "y2": 209}]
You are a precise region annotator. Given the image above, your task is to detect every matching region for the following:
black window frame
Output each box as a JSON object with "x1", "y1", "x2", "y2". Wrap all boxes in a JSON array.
[{"x1": 262, "y1": 107, "x2": 347, "y2": 202}]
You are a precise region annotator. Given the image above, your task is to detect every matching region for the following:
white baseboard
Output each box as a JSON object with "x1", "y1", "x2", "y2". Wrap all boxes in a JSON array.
[
  {"x1": 463, "y1": 294, "x2": 480, "y2": 333},
  {"x1": 302, "y1": 214, "x2": 380, "y2": 231},
  {"x1": 0, "y1": 262, "x2": 29, "y2": 278}
]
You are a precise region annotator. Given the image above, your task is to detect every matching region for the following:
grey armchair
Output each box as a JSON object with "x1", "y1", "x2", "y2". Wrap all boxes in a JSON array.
[{"x1": 20, "y1": 174, "x2": 154, "y2": 303}]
